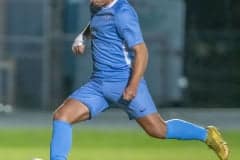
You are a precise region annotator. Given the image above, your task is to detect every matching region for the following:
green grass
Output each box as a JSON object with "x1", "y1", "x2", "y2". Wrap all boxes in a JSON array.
[{"x1": 0, "y1": 128, "x2": 239, "y2": 160}]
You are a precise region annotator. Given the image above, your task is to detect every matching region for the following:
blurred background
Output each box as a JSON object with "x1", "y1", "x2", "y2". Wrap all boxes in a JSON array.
[
  {"x1": 0, "y1": 0, "x2": 240, "y2": 160},
  {"x1": 1, "y1": 0, "x2": 240, "y2": 110},
  {"x1": 0, "y1": 0, "x2": 240, "y2": 127},
  {"x1": 0, "y1": 0, "x2": 240, "y2": 129}
]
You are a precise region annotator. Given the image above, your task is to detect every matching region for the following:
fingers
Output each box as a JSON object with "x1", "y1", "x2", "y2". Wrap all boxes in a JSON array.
[
  {"x1": 74, "y1": 46, "x2": 84, "y2": 55},
  {"x1": 123, "y1": 88, "x2": 136, "y2": 101},
  {"x1": 72, "y1": 45, "x2": 85, "y2": 55}
]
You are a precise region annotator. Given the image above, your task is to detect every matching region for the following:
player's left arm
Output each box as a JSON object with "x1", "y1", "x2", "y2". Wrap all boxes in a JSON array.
[{"x1": 123, "y1": 43, "x2": 148, "y2": 101}]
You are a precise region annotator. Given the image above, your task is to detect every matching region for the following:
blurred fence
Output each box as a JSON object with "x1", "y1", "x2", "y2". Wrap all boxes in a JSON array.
[
  {"x1": 0, "y1": 0, "x2": 186, "y2": 109},
  {"x1": 0, "y1": 0, "x2": 51, "y2": 109},
  {"x1": 0, "y1": 0, "x2": 239, "y2": 110},
  {"x1": 0, "y1": 59, "x2": 15, "y2": 105}
]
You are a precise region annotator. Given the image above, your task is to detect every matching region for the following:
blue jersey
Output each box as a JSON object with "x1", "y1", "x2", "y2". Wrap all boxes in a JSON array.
[{"x1": 90, "y1": 0, "x2": 144, "y2": 80}]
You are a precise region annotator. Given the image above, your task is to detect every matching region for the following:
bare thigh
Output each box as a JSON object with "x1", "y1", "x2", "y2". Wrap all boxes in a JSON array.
[
  {"x1": 53, "y1": 98, "x2": 90, "y2": 124},
  {"x1": 136, "y1": 113, "x2": 167, "y2": 139}
]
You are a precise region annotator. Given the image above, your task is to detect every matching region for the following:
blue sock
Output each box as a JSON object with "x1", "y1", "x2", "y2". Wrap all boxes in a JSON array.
[
  {"x1": 166, "y1": 119, "x2": 207, "y2": 141},
  {"x1": 50, "y1": 120, "x2": 72, "y2": 160}
]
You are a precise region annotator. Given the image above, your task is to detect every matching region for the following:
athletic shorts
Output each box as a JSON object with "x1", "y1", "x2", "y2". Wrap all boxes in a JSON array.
[{"x1": 69, "y1": 78, "x2": 158, "y2": 120}]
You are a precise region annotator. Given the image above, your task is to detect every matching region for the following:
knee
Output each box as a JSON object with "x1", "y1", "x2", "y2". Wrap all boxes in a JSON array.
[
  {"x1": 52, "y1": 100, "x2": 90, "y2": 124},
  {"x1": 145, "y1": 123, "x2": 167, "y2": 139},
  {"x1": 52, "y1": 106, "x2": 75, "y2": 124},
  {"x1": 53, "y1": 109, "x2": 68, "y2": 122}
]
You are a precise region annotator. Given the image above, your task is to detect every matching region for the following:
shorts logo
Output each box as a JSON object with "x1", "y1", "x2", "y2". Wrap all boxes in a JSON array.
[{"x1": 140, "y1": 108, "x2": 146, "y2": 112}]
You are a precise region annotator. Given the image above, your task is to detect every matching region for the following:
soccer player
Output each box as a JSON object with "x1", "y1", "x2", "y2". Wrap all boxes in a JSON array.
[{"x1": 50, "y1": 0, "x2": 229, "y2": 160}]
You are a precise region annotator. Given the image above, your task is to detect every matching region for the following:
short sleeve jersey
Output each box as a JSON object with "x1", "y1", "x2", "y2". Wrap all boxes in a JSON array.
[{"x1": 90, "y1": 0, "x2": 144, "y2": 80}]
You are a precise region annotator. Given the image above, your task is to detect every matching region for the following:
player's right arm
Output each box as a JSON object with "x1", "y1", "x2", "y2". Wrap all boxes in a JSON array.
[{"x1": 72, "y1": 23, "x2": 91, "y2": 55}]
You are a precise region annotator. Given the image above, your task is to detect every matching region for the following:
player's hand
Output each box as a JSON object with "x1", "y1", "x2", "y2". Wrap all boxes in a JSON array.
[
  {"x1": 72, "y1": 44, "x2": 85, "y2": 55},
  {"x1": 123, "y1": 85, "x2": 137, "y2": 101}
]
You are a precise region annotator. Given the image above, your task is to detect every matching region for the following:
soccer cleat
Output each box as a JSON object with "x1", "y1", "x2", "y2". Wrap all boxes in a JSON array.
[{"x1": 206, "y1": 126, "x2": 229, "y2": 160}]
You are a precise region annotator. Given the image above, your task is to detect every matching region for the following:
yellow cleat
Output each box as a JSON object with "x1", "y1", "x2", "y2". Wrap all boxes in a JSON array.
[{"x1": 206, "y1": 126, "x2": 230, "y2": 160}]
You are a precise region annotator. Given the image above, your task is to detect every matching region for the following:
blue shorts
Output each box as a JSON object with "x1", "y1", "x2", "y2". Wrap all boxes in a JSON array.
[{"x1": 69, "y1": 78, "x2": 158, "y2": 120}]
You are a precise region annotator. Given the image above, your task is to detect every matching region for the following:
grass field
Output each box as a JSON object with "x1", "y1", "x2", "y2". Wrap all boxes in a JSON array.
[{"x1": 0, "y1": 128, "x2": 239, "y2": 160}]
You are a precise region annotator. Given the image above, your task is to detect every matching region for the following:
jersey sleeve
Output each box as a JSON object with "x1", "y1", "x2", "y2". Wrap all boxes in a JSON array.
[{"x1": 115, "y1": 7, "x2": 144, "y2": 48}]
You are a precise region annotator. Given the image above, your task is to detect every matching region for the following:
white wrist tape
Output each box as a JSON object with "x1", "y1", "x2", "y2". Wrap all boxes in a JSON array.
[{"x1": 72, "y1": 22, "x2": 90, "y2": 51}]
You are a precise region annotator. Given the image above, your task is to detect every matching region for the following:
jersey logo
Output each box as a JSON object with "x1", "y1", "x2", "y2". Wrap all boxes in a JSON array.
[{"x1": 103, "y1": 15, "x2": 112, "y2": 20}]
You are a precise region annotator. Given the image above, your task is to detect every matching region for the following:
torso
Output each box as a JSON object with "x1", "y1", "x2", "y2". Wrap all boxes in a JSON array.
[{"x1": 90, "y1": 0, "x2": 133, "y2": 81}]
